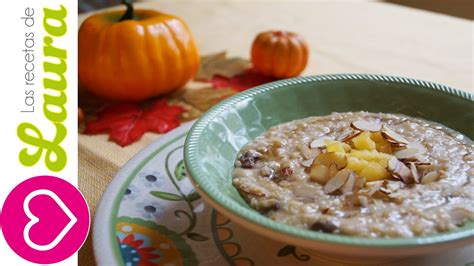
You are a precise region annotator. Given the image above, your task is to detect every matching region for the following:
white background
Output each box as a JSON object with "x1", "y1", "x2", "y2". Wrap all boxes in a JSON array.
[{"x1": 0, "y1": 0, "x2": 78, "y2": 265}]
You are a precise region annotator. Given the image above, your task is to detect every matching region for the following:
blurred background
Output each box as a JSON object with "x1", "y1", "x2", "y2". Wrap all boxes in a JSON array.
[{"x1": 79, "y1": 0, "x2": 473, "y2": 20}]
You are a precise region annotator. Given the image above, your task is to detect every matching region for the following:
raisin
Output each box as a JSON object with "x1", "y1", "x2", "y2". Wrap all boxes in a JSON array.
[
  {"x1": 281, "y1": 167, "x2": 293, "y2": 176},
  {"x1": 311, "y1": 220, "x2": 338, "y2": 233},
  {"x1": 272, "y1": 167, "x2": 293, "y2": 183},
  {"x1": 241, "y1": 158, "x2": 256, "y2": 169},
  {"x1": 239, "y1": 151, "x2": 261, "y2": 169}
]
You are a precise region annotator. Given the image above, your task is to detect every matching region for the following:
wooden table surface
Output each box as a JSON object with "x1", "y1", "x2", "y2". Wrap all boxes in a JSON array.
[{"x1": 78, "y1": 1, "x2": 473, "y2": 265}]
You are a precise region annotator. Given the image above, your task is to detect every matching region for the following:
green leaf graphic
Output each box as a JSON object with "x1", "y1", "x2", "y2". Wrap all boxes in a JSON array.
[
  {"x1": 150, "y1": 191, "x2": 183, "y2": 201},
  {"x1": 174, "y1": 160, "x2": 188, "y2": 181}
]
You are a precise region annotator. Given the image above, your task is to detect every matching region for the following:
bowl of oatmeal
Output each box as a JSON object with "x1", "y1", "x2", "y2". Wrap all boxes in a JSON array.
[{"x1": 184, "y1": 74, "x2": 474, "y2": 258}]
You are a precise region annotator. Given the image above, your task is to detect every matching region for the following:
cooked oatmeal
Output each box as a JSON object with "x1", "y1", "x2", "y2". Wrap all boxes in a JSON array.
[{"x1": 232, "y1": 112, "x2": 474, "y2": 237}]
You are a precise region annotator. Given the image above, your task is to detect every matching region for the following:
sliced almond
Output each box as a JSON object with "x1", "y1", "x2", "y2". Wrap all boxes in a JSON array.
[
  {"x1": 297, "y1": 143, "x2": 312, "y2": 160},
  {"x1": 390, "y1": 142, "x2": 409, "y2": 148},
  {"x1": 387, "y1": 157, "x2": 414, "y2": 184},
  {"x1": 340, "y1": 172, "x2": 356, "y2": 194},
  {"x1": 386, "y1": 181, "x2": 402, "y2": 192},
  {"x1": 310, "y1": 136, "x2": 333, "y2": 149},
  {"x1": 381, "y1": 125, "x2": 409, "y2": 145},
  {"x1": 336, "y1": 128, "x2": 355, "y2": 142},
  {"x1": 341, "y1": 131, "x2": 362, "y2": 143},
  {"x1": 387, "y1": 157, "x2": 403, "y2": 172},
  {"x1": 379, "y1": 187, "x2": 392, "y2": 195},
  {"x1": 359, "y1": 180, "x2": 383, "y2": 196},
  {"x1": 324, "y1": 169, "x2": 351, "y2": 193},
  {"x1": 301, "y1": 159, "x2": 313, "y2": 168},
  {"x1": 361, "y1": 180, "x2": 384, "y2": 196},
  {"x1": 351, "y1": 120, "x2": 382, "y2": 132},
  {"x1": 394, "y1": 148, "x2": 420, "y2": 160},
  {"x1": 421, "y1": 171, "x2": 440, "y2": 184},
  {"x1": 407, "y1": 142, "x2": 427, "y2": 154},
  {"x1": 310, "y1": 164, "x2": 330, "y2": 185},
  {"x1": 406, "y1": 161, "x2": 431, "y2": 166},
  {"x1": 399, "y1": 155, "x2": 427, "y2": 164},
  {"x1": 409, "y1": 163, "x2": 420, "y2": 183}
]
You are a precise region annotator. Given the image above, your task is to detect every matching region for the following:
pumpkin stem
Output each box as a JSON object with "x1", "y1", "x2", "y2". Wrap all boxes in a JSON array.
[{"x1": 119, "y1": 0, "x2": 135, "y2": 21}]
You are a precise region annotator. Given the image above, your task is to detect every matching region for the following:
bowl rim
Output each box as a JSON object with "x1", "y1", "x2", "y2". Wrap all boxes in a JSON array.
[{"x1": 184, "y1": 73, "x2": 474, "y2": 247}]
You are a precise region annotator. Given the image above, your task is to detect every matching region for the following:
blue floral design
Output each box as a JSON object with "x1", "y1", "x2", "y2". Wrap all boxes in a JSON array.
[
  {"x1": 136, "y1": 200, "x2": 165, "y2": 220},
  {"x1": 138, "y1": 171, "x2": 166, "y2": 188}
]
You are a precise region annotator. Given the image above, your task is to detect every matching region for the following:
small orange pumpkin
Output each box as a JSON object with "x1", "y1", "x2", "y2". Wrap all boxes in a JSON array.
[
  {"x1": 79, "y1": 0, "x2": 200, "y2": 101},
  {"x1": 251, "y1": 31, "x2": 309, "y2": 78},
  {"x1": 78, "y1": 107, "x2": 84, "y2": 124}
]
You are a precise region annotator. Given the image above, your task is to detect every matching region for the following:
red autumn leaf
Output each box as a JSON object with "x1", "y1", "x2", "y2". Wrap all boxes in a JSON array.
[
  {"x1": 210, "y1": 68, "x2": 277, "y2": 91},
  {"x1": 84, "y1": 99, "x2": 184, "y2": 146}
]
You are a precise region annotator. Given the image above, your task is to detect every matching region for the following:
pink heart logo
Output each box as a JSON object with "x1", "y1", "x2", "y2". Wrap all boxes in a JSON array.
[
  {"x1": 23, "y1": 189, "x2": 78, "y2": 251},
  {"x1": 2, "y1": 176, "x2": 90, "y2": 264}
]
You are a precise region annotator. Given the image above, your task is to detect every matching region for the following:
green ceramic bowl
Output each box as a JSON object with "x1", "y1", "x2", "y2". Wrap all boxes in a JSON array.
[{"x1": 184, "y1": 74, "x2": 474, "y2": 259}]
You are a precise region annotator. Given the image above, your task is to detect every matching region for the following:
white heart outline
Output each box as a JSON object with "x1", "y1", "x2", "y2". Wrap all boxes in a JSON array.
[{"x1": 23, "y1": 189, "x2": 78, "y2": 251}]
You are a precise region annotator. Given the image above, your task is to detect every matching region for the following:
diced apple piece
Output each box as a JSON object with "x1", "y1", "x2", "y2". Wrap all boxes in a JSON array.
[
  {"x1": 325, "y1": 140, "x2": 347, "y2": 154},
  {"x1": 349, "y1": 149, "x2": 365, "y2": 160},
  {"x1": 346, "y1": 157, "x2": 369, "y2": 174},
  {"x1": 313, "y1": 152, "x2": 347, "y2": 169},
  {"x1": 310, "y1": 164, "x2": 330, "y2": 184},
  {"x1": 371, "y1": 132, "x2": 393, "y2": 154},
  {"x1": 375, "y1": 153, "x2": 392, "y2": 168},
  {"x1": 350, "y1": 150, "x2": 374, "y2": 161},
  {"x1": 352, "y1": 132, "x2": 376, "y2": 151},
  {"x1": 370, "y1": 132, "x2": 385, "y2": 143},
  {"x1": 359, "y1": 162, "x2": 390, "y2": 181},
  {"x1": 328, "y1": 163, "x2": 338, "y2": 177},
  {"x1": 376, "y1": 157, "x2": 390, "y2": 168},
  {"x1": 325, "y1": 140, "x2": 352, "y2": 154},
  {"x1": 350, "y1": 149, "x2": 391, "y2": 167},
  {"x1": 376, "y1": 141, "x2": 393, "y2": 154},
  {"x1": 342, "y1": 143, "x2": 352, "y2": 152}
]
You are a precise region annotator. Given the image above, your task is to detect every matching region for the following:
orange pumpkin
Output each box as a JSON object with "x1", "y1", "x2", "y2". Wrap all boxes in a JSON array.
[
  {"x1": 251, "y1": 31, "x2": 309, "y2": 78},
  {"x1": 79, "y1": 0, "x2": 200, "y2": 101}
]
